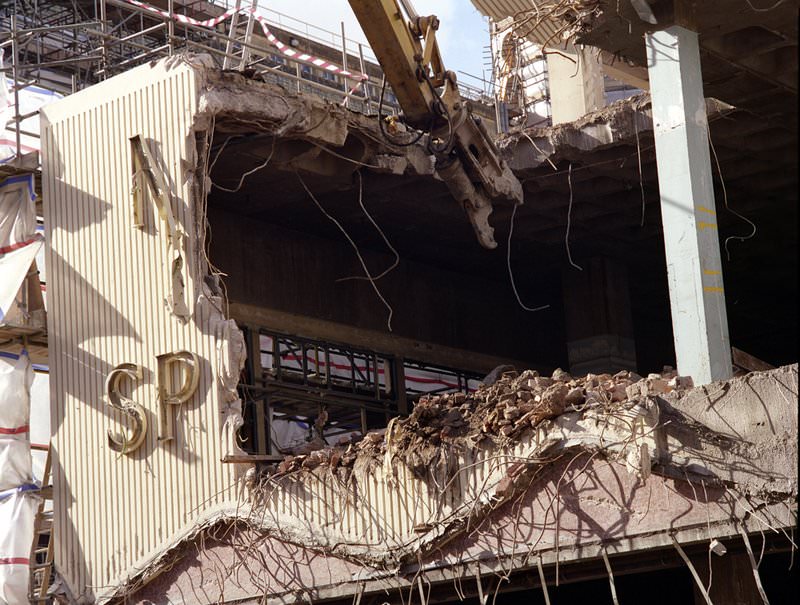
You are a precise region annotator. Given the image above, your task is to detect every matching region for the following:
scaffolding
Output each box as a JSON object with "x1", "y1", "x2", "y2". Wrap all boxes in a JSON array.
[
  {"x1": 1, "y1": 0, "x2": 494, "y2": 170},
  {"x1": 236, "y1": 327, "x2": 482, "y2": 460}
]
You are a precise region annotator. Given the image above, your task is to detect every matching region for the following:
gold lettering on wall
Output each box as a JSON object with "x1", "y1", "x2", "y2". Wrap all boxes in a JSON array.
[
  {"x1": 156, "y1": 351, "x2": 200, "y2": 441},
  {"x1": 106, "y1": 363, "x2": 147, "y2": 454}
]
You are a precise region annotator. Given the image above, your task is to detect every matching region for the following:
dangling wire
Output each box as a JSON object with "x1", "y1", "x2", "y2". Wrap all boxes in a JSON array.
[
  {"x1": 295, "y1": 171, "x2": 394, "y2": 332},
  {"x1": 521, "y1": 131, "x2": 557, "y2": 170},
  {"x1": 565, "y1": 162, "x2": 583, "y2": 271},
  {"x1": 744, "y1": 0, "x2": 787, "y2": 11},
  {"x1": 336, "y1": 170, "x2": 400, "y2": 283},
  {"x1": 212, "y1": 137, "x2": 277, "y2": 193},
  {"x1": 707, "y1": 126, "x2": 757, "y2": 260},
  {"x1": 507, "y1": 203, "x2": 549, "y2": 312},
  {"x1": 634, "y1": 118, "x2": 646, "y2": 227}
]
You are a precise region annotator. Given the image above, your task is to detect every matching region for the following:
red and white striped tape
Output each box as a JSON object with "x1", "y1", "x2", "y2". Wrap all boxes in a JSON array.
[
  {"x1": 278, "y1": 353, "x2": 478, "y2": 392},
  {"x1": 0, "y1": 425, "x2": 29, "y2": 435},
  {"x1": 122, "y1": 0, "x2": 368, "y2": 81}
]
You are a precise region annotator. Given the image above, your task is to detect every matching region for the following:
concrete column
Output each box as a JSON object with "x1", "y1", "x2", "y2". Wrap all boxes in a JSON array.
[
  {"x1": 690, "y1": 551, "x2": 765, "y2": 604},
  {"x1": 546, "y1": 43, "x2": 605, "y2": 124},
  {"x1": 563, "y1": 258, "x2": 637, "y2": 376},
  {"x1": 646, "y1": 26, "x2": 732, "y2": 385}
]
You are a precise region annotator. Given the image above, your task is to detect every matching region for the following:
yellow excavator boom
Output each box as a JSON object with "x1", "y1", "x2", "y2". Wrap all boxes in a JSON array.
[{"x1": 348, "y1": 0, "x2": 523, "y2": 249}]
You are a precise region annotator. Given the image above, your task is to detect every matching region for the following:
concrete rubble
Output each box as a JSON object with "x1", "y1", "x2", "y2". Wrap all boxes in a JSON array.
[
  {"x1": 500, "y1": 94, "x2": 732, "y2": 176},
  {"x1": 113, "y1": 364, "x2": 796, "y2": 604},
  {"x1": 272, "y1": 365, "x2": 693, "y2": 479}
]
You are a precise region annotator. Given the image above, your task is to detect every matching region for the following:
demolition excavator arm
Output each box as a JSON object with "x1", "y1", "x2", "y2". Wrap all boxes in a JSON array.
[{"x1": 348, "y1": 0, "x2": 523, "y2": 249}]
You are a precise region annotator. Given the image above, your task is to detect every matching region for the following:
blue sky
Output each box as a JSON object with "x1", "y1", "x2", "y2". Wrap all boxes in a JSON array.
[{"x1": 259, "y1": 1, "x2": 492, "y2": 91}]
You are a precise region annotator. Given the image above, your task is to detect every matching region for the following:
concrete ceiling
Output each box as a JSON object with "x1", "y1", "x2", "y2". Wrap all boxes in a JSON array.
[
  {"x1": 204, "y1": 0, "x2": 797, "y2": 370},
  {"x1": 208, "y1": 87, "x2": 796, "y2": 369}
]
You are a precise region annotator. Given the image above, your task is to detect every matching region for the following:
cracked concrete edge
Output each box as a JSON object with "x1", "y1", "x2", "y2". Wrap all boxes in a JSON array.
[
  {"x1": 661, "y1": 364, "x2": 798, "y2": 497},
  {"x1": 107, "y1": 364, "x2": 796, "y2": 601},
  {"x1": 94, "y1": 408, "x2": 652, "y2": 600},
  {"x1": 501, "y1": 94, "x2": 734, "y2": 174},
  {"x1": 193, "y1": 64, "x2": 436, "y2": 177},
  {"x1": 244, "y1": 365, "x2": 798, "y2": 567},
  {"x1": 248, "y1": 507, "x2": 794, "y2": 605}
]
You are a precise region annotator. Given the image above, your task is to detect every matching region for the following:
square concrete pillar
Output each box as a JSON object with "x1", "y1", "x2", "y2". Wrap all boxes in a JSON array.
[
  {"x1": 563, "y1": 257, "x2": 637, "y2": 376},
  {"x1": 546, "y1": 43, "x2": 605, "y2": 124},
  {"x1": 690, "y1": 551, "x2": 767, "y2": 604},
  {"x1": 646, "y1": 26, "x2": 732, "y2": 385}
]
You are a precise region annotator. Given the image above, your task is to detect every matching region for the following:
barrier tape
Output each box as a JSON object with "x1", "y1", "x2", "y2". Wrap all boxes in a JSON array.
[
  {"x1": 0, "y1": 236, "x2": 40, "y2": 256},
  {"x1": 122, "y1": 0, "x2": 368, "y2": 81},
  {"x1": 278, "y1": 353, "x2": 477, "y2": 392},
  {"x1": 0, "y1": 483, "x2": 39, "y2": 503},
  {"x1": 0, "y1": 425, "x2": 29, "y2": 435}
]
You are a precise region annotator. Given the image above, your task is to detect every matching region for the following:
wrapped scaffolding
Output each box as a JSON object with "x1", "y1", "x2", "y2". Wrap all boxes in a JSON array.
[
  {"x1": 0, "y1": 163, "x2": 41, "y2": 604},
  {"x1": 0, "y1": 352, "x2": 38, "y2": 605}
]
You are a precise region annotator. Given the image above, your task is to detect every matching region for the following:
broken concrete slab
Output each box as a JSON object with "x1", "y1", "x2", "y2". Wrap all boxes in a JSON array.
[
  {"x1": 501, "y1": 94, "x2": 733, "y2": 175},
  {"x1": 118, "y1": 365, "x2": 796, "y2": 604}
]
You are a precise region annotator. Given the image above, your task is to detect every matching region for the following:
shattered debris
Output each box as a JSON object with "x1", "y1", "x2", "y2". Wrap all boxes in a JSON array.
[
  {"x1": 111, "y1": 363, "x2": 797, "y2": 604},
  {"x1": 271, "y1": 365, "x2": 693, "y2": 479},
  {"x1": 503, "y1": 0, "x2": 603, "y2": 43}
]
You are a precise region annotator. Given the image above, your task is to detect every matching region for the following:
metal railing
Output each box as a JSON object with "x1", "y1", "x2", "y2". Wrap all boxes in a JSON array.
[
  {"x1": 236, "y1": 327, "x2": 483, "y2": 457},
  {"x1": 1, "y1": 0, "x2": 497, "y2": 167},
  {"x1": 1, "y1": 0, "x2": 385, "y2": 167}
]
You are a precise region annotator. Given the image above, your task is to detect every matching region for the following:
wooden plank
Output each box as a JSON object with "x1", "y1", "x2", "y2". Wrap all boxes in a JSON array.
[
  {"x1": 731, "y1": 346, "x2": 775, "y2": 373},
  {"x1": 221, "y1": 454, "x2": 284, "y2": 464}
]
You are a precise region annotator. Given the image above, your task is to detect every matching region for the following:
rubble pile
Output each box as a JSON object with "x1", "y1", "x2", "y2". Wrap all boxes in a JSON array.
[
  {"x1": 273, "y1": 367, "x2": 693, "y2": 478},
  {"x1": 510, "y1": 0, "x2": 603, "y2": 41}
]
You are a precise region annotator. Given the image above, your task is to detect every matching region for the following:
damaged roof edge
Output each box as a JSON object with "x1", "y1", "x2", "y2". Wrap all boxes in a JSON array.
[
  {"x1": 115, "y1": 365, "x2": 796, "y2": 603},
  {"x1": 501, "y1": 94, "x2": 734, "y2": 173}
]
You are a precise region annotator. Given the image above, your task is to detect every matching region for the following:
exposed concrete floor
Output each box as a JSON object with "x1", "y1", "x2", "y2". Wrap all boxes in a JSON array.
[
  {"x1": 203, "y1": 69, "x2": 796, "y2": 371},
  {"x1": 121, "y1": 365, "x2": 797, "y2": 605}
]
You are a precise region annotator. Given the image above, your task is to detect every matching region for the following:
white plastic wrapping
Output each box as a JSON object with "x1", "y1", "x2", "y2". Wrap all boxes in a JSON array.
[
  {"x1": 0, "y1": 439, "x2": 32, "y2": 491},
  {"x1": 0, "y1": 490, "x2": 38, "y2": 605},
  {"x1": 0, "y1": 54, "x2": 9, "y2": 137},
  {"x1": 29, "y1": 371, "x2": 50, "y2": 488},
  {"x1": 0, "y1": 235, "x2": 44, "y2": 325},
  {"x1": 0, "y1": 353, "x2": 35, "y2": 604},
  {"x1": 0, "y1": 174, "x2": 36, "y2": 250},
  {"x1": 0, "y1": 353, "x2": 32, "y2": 433},
  {"x1": 0, "y1": 79, "x2": 61, "y2": 164},
  {"x1": 1, "y1": 173, "x2": 42, "y2": 324}
]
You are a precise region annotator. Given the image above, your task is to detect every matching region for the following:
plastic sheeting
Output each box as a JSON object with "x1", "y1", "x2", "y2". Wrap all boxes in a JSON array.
[
  {"x1": 0, "y1": 352, "x2": 37, "y2": 604},
  {"x1": 0, "y1": 174, "x2": 42, "y2": 324},
  {"x1": 0, "y1": 53, "x2": 9, "y2": 137},
  {"x1": 0, "y1": 76, "x2": 61, "y2": 165},
  {"x1": 0, "y1": 353, "x2": 32, "y2": 431},
  {"x1": 0, "y1": 174, "x2": 36, "y2": 250},
  {"x1": 0, "y1": 489, "x2": 37, "y2": 605},
  {"x1": 0, "y1": 236, "x2": 43, "y2": 324},
  {"x1": 0, "y1": 439, "x2": 32, "y2": 492}
]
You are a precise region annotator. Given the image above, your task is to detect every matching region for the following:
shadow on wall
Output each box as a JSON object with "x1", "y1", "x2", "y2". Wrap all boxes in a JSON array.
[
  {"x1": 43, "y1": 123, "x2": 224, "y2": 599},
  {"x1": 128, "y1": 524, "x2": 364, "y2": 603}
]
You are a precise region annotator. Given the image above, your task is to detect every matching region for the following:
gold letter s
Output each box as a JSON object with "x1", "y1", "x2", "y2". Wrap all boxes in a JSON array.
[{"x1": 106, "y1": 363, "x2": 147, "y2": 454}]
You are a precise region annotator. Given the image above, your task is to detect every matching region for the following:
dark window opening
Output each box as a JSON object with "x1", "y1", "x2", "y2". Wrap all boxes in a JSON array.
[{"x1": 236, "y1": 326, "x2": 482, "y2": 457}]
